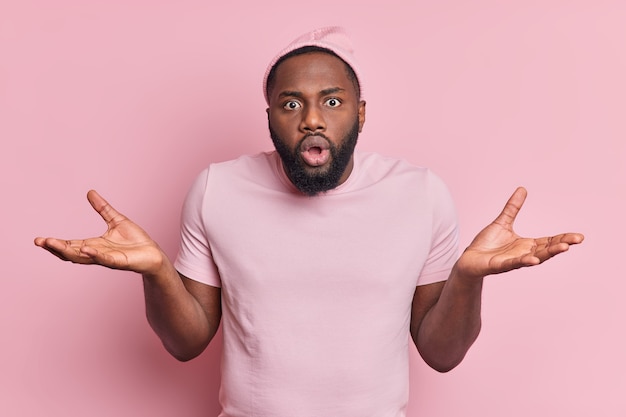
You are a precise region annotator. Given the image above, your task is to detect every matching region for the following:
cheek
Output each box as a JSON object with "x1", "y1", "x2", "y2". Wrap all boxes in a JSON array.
[
  {"x1": 271, "y1": 114, "x2": 299, "y2": 135},
  {"x1": 330, "y1": 113, "x2": 358, "y2": 136},
  {"x1": 269, "y1": 115, "x2": 300, "y2": 146}
]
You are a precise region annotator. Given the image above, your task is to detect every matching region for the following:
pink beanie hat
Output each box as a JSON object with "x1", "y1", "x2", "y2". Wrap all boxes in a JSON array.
[{"x1": 263, "y1": 26, "x2": 363, "y2": 104}]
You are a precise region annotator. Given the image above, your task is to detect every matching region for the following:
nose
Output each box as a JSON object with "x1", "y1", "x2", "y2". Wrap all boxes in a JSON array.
[{"x1": 300, "y1": 104, "x2": 326, "y2": 133}]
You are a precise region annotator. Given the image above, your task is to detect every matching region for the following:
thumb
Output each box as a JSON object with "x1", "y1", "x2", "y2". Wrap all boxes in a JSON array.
[
  {"x1": 86, "y1": 190, "x2": 128, "y2": 225},
  {"x1": 493, "y1": 187, "x2": 527, "y2": 228}
]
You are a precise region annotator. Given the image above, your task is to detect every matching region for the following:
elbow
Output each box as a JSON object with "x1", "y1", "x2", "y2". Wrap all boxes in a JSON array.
[
  {"x1": 172, "y1": 353, "x2": 199, "y2": 363},
  {"x1": 164, "y1": 341, "x2": 207, "y2": 362},
  {"x1": 414, "y1": 323, "x2": 482, "y2": 373},
  {"x1": 167, "y1": 346, "x2": 202, "y2": 362},
  {"x1": 147, "y1": 321, "x2": 217, "y2": 362},
  {"x1": 415, "y1": 333, "x2": 479, "y2": 373},
  {"x1": 416, "y1": 348, "x2": 466, "y2": 373},
  {"x1": 426, "y1": 358, "x2": 463, "y2": 373}
]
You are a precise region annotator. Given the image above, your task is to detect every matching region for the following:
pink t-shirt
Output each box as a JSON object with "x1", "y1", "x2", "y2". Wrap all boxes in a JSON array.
[{"x1": 174, "y1": 150, "x2": 459, "y2": 417}]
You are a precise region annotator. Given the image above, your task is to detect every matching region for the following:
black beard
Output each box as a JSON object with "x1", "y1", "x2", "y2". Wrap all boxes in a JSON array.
[{"x1": 269, "y1": 120, "x2": 360, "y2": 196}]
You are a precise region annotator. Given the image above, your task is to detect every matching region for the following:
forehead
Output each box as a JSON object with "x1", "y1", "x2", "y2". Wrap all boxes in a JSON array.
[{"x1": 271, "y1": 52, "x2": 356, "y2": 97}]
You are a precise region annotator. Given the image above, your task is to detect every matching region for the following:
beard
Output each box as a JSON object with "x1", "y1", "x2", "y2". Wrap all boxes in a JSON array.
[{"x1": 269, "y1": 119, "x2": 360, "y2": 196}]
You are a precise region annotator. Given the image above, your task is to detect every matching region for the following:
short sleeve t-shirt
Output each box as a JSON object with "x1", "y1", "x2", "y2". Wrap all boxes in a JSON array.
[{"x1": 174, "y1": 150, "x2": 459, "y2": 417}]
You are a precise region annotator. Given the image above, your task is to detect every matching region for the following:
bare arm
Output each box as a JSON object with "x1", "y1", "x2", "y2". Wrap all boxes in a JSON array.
[
  {"x1": 143, "y1": 269, "x2": 221, "y2": 361},
  {"x1": 34, "y1": 190, "x2": 221, "y2": 361},
  {"x1": 411, "y1": 187, "x2": 584, "y2": 372},
  {"x1": 410, "y1": 269, "x2": 483, "y2": 372}
]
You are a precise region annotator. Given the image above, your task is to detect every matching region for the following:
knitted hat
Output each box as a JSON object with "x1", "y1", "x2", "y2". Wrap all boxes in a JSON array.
[{"x1": 263, "y1": 26, "x2": 363, "y2": 104}]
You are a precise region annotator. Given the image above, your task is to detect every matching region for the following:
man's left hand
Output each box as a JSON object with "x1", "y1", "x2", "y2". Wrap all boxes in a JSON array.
[{"x1": 455, "y1": 187, "x2": 584, "y2": 280}]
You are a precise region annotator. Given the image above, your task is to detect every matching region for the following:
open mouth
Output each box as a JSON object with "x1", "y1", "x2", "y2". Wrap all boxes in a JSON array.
[{"x1": 300, "y1": 136, "x2": 330, "y2": 167}]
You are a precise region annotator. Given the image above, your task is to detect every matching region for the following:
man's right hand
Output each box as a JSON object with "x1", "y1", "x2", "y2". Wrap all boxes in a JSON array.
[{"x1": 34, "y1": 190, "x2": 164, "y2": 275}]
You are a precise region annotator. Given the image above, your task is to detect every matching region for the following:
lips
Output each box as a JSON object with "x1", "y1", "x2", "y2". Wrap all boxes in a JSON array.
[{"x1": 299, "y1": 135, "x2": 331, "y2": 167}]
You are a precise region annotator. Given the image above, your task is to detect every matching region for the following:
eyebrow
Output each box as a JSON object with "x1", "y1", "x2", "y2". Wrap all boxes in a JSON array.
[{"x1": 278, "y1": 87, "x2": 346, "y2": 99}]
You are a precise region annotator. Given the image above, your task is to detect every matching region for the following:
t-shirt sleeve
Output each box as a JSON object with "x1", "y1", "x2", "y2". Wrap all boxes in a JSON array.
[
  {"x1": 416, "y1": 171, "x2": 460, "y2": 286},
  {"x1": 173, "y1": 168, "x2": 222, "y2": 287}
]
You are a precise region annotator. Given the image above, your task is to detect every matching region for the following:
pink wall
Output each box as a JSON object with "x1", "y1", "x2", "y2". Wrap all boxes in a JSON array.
[{"x1": 2, "y1": 1, "x2": 624, "y2": 415}]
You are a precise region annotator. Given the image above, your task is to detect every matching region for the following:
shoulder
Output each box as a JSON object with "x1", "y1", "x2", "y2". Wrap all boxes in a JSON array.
[
  {"x1": 353, "y1": 151, "x2": 455, "y2": 212},
  {"x1": 354, "y1": 150, "x2": 443, "y2": 188},
  {"x1": 187, "y1": 151, "x2": 287, "y2": 199},
  {"x1": 207, "y1": 151, "x2": 276, "y2": 175},
  {"x1": 196, "y1": 151, "x2": 279, "y2": 186}
]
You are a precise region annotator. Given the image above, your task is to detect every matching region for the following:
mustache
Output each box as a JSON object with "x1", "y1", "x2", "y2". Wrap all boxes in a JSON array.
[{"x1": 301, "y1": 132, "x2": 330, "y2": 141}]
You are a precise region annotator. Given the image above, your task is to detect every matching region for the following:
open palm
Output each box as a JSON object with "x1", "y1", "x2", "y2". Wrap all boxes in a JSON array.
[
  {"x1": 34, "y1": 190, "x2": 163, "y2": 274},
  {"x1": 456, "y1": 187, "x2": 584, "y2": 280}
]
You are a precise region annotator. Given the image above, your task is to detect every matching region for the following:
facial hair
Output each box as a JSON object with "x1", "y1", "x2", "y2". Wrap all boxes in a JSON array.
[{"x1": 269, "y1": 119, "x2": 360, "y2": 196}]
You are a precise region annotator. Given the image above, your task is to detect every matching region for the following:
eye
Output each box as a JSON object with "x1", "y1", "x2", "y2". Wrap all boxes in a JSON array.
[
  {"x1": 283, "y1": 100, "x2": 301, "y2": 110},
  {"x1": 324, "y1": 98, "x2": 341, "y2": 108}
]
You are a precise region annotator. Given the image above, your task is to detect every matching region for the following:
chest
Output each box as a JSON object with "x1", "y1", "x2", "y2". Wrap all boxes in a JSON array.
[{"x1": 205, "y1": 186, "x2": 433, "y2": 296}]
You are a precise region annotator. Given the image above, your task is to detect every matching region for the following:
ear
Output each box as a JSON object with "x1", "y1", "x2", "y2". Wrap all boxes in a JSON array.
[{"x1": 357, "y1": 100, "x2": 366, "y2": 132}]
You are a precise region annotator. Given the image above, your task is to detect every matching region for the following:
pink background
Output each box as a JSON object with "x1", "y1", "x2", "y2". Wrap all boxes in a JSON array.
[{"x1": 2, "y1": 1, "x2": 624, "y2": 415}]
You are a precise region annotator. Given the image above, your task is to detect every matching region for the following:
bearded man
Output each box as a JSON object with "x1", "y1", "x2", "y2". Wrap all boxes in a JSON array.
[{"x1": 35, "y1": 27, "x2": 583, "y2": 417}]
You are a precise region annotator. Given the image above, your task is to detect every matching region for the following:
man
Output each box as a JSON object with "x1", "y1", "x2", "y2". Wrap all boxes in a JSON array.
[{"x1": 34, "y1": 27, "x2": 583, "y2": 416}]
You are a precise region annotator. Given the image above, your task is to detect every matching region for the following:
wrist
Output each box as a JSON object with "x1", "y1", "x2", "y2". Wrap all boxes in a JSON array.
[
  {"x1": 450, "y1": 261, "x2": 485, "y2": 291},
  {"x1": 141, "y1": 246, "x2": 172, "y2": 279}
]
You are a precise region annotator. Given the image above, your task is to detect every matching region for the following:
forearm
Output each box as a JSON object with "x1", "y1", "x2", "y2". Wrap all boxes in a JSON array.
[
  {"x1": 413, "y1": 264, "x2": 484, "y2": 372},
  {"x1": 142, "y1": 255, "x2": 216, "y2": 361}
]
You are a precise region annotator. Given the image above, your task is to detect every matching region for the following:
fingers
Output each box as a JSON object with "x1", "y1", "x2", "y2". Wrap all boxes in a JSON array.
[
  {"x1": 563, "y1": 233, "x2": 585, "y2": 245},
  {"x1": 86, "y1": 190, "x2": 126, "y2": 225},
  {"x1": 33, "y1": 237, "x2": 96, "y2": 264},
  {"x1": 543, "y1": 233, "x2": 585, "y2": 248},
  {"x1": 493, "y1": 187, "x2": 527, "y2": 228},
  {"x1": 532, "y1": 233, "x2": 585, "y2": 262}
]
